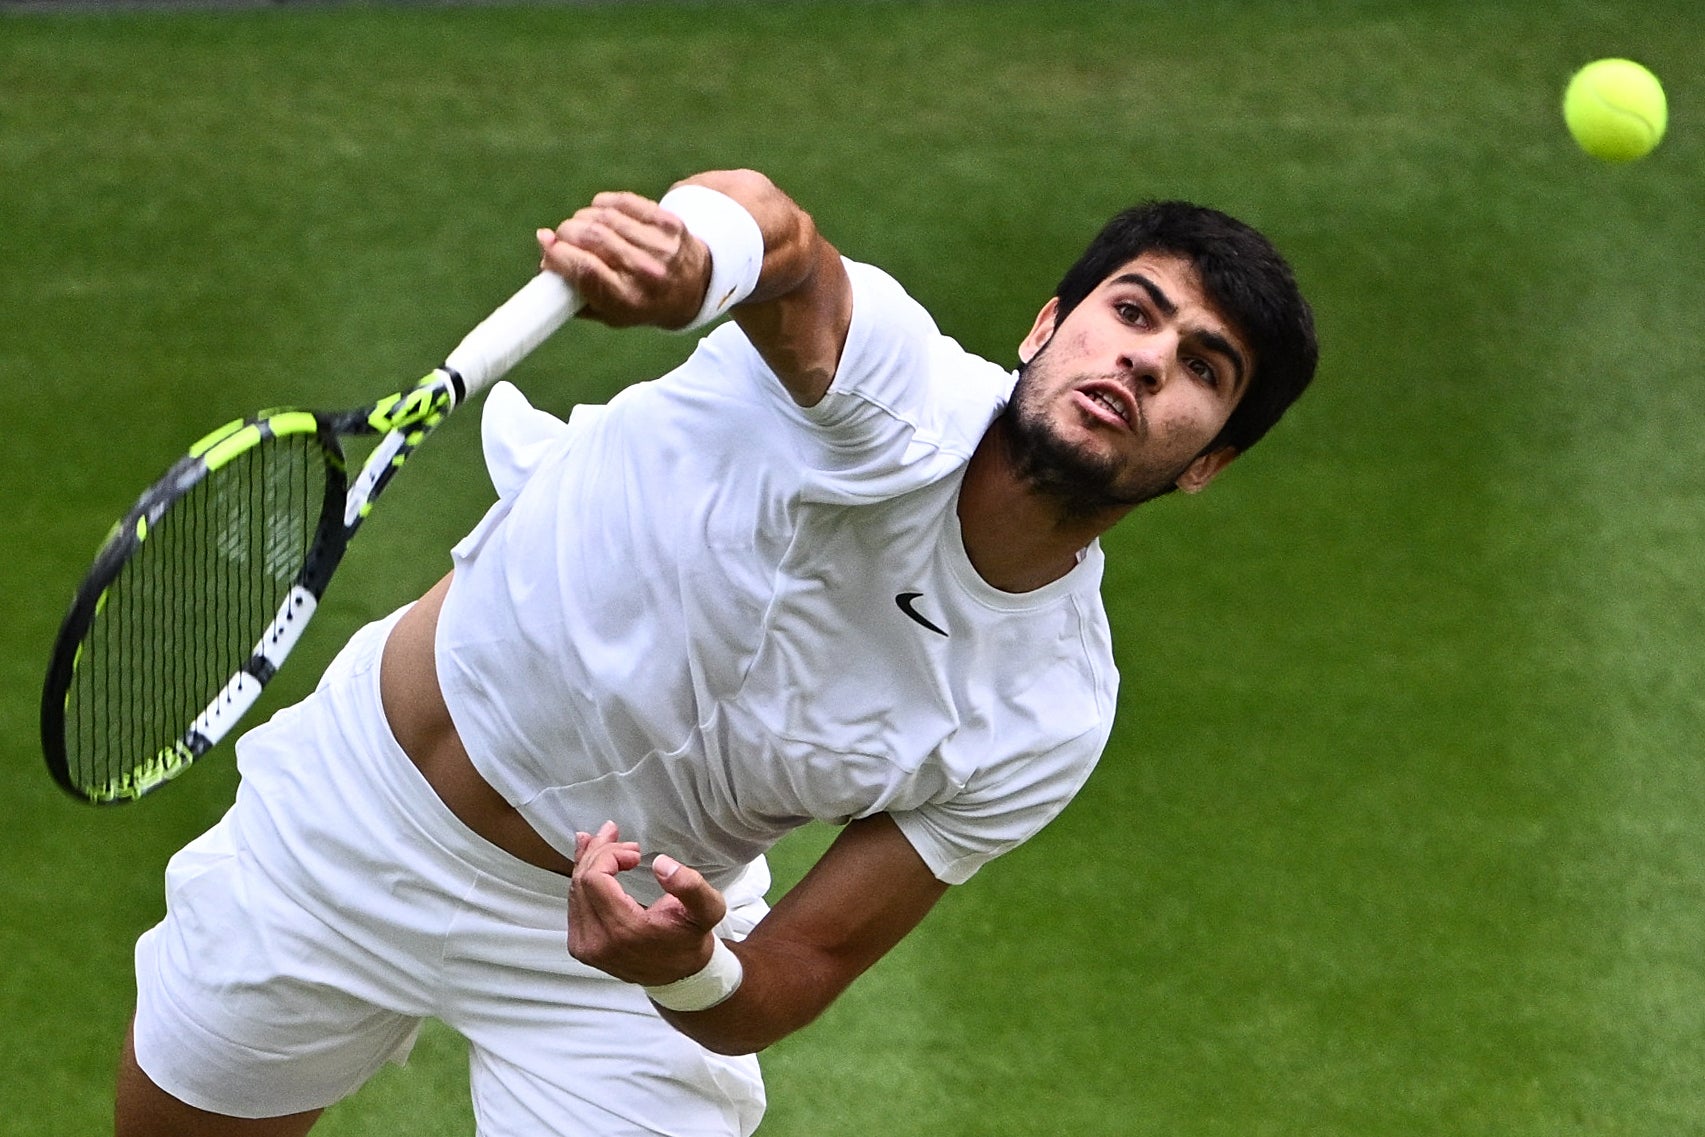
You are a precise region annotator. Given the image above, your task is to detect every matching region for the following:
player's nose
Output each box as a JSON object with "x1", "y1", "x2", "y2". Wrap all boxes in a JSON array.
[{"x1": 1117, "y1": 334, "x2": 1177, "y2": 392}]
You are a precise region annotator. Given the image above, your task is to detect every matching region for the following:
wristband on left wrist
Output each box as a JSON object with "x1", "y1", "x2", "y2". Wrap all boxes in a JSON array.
[{"x1": 643, "y1": 937, "x2": 745, "y2": 1012}]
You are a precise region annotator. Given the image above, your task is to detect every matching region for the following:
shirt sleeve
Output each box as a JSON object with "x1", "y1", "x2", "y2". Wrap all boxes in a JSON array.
[
  {"x1": 888, "y1": 719, "x2": 1111, "y2": 885},
  {"x1": 692, "y1": 257, "x2": 1015, "y2": 506}
]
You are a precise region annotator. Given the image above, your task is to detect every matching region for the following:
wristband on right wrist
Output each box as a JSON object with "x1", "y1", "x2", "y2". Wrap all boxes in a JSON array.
[{"x1": 657, "y1": 184, "x2": 765, "y2": 332}]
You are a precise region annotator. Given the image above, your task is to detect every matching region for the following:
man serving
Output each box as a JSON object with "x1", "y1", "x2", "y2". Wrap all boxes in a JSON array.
[{"x1": 119, "y1": 169, "x2": 1317, "y2": 1136}]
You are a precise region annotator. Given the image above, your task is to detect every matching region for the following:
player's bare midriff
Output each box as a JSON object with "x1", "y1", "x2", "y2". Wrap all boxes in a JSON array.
[{"x1": 379, "y1": 573, "x2": 577, "y2": 877}]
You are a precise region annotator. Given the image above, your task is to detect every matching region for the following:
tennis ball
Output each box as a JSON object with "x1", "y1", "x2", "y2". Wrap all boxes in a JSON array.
[{"x1": 1563, "y1": 58, "x2": 1667, "y2": 162}]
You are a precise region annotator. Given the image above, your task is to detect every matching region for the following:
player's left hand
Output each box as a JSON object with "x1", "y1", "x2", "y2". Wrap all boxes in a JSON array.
[{"x1": 567, "y1": 820, "x2": 728, "y2": 987}]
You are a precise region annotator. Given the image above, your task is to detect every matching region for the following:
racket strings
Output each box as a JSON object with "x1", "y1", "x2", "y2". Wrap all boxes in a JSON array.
[{"x1": 64, "y1": 435, "x2": 328, "y2": 799}]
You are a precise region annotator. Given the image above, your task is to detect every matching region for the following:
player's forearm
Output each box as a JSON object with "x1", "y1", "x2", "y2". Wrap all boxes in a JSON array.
[
  {"x1": 573, "y1": 815, "x2": 944, "y2": 1054},
  {"x1": 649, "y1": 815, "x2": 947, "y2": 1054},
  {"x1": 675, "y1": 169, "x2": 851, "y2": 406},
  {"x1": 652, "y1": 935, "x2": 857, "y2": 1055}
]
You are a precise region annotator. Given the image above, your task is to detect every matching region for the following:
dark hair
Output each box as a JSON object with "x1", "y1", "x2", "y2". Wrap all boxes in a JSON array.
[{"x1": 1052, "y1": 201, "x2": 1318, "y2": 456}]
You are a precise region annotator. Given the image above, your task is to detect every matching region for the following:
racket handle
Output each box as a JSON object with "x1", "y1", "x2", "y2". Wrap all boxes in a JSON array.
[{"x1": 443, "y1": 272, "x2": 582, "y2": 399}]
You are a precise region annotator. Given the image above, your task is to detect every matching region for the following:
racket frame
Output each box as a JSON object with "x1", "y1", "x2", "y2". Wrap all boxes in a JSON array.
[
  {"x1": 41, "y1": 271, "x2": 577, "y2": 804},
  {"x1": 41, "y1": 369, "x2": 459, "y2": 804}
]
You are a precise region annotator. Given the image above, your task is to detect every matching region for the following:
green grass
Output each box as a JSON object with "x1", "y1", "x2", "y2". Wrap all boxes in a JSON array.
[{"x1": 3, "y1": 1, "x2": 1703, "y2": 1133}]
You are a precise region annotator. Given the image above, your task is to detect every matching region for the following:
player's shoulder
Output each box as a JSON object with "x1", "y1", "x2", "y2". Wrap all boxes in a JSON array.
[{"x1": 840, "y1": 257, "x2": 950, "y2": 353}]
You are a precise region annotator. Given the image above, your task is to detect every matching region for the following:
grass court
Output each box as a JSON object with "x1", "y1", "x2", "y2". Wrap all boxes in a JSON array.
[{"x1": 2, "y1": 1, "x2": 1702, "y2": 1132}]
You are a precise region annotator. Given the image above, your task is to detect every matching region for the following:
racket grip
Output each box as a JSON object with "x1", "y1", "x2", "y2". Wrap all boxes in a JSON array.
[{"x1": 443, "y1": 272, "x2": 582, "y2": 399}]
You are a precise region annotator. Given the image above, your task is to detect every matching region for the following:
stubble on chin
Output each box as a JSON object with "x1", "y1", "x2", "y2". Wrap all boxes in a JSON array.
[{"x1": 1001, "y1": 361, "x2": 1175, "y2": 520}]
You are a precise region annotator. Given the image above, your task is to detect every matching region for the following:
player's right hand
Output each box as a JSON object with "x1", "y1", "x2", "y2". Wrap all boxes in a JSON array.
[{"x1": 537, "y1": 192, "x2": 711, "y2": 331}]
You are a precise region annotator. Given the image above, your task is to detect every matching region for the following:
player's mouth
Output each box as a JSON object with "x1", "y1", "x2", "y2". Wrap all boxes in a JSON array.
[{"x1": 1073, "y1": 382, "x2": 1136, "y2": 431}]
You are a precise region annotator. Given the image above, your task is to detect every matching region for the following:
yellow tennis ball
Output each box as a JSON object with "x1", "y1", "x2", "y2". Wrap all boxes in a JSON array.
[{"x1": 1563, "y1": 58, "x2": 1668, "y2": 162}]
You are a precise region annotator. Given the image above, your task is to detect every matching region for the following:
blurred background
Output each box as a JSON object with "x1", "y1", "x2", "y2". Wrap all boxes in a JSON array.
[{"x1": 2, "y1": 1, "x2": 1701, "y2": 1133}]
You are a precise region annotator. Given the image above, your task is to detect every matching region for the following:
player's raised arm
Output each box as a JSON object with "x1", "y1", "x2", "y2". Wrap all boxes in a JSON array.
[
  {"x1": 569, "y1": 814, "x2": 948, "y2": 1055},
  {"x1": 536, "y1": 168, "x2": 852, "y2": 406}
]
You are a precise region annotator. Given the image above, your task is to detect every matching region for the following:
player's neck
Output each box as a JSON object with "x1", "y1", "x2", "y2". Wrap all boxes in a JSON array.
[{"x1": 958, "y1": 427, "x2": 1127, "y2": 594}]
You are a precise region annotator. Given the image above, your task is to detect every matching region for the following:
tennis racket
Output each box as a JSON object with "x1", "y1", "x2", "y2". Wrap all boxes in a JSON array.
[{"x1": 41, "y1": 271, "x2": 581, "y2": 805}]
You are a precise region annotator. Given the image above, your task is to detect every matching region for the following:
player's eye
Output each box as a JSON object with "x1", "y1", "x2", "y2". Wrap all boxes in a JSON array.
[
  {"x1": 1187, "y1": 357, "x2": 1220, "y2": 388},
  {"x1": 1113, "y1": 300, "x2": 1146, "y2": 326}
]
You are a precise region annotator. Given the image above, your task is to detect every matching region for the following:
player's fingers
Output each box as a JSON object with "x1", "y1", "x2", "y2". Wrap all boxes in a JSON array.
[
  {"x1": 538, "y1": 227, "x2": 686, "y2": 328},
  {"x1": 571, "y1": 862, "x2": 641, "y2": 916},
  {"x1": 547, "y1": 223, "x2": 665, "y2": 289},
  {"x1": 603, "y1": 196, "x2": 690, "y2": 252},
  {"x1": 587, "y1": 189, "x2": 658, "y2": 214},
  {"x1": 589, "y1": 191, "x2": 685, "y2": 240},
  {"x1": 568, "y1": 829, "x2": 638, "y2": 863},
  {"x1": 567, "y1": 868, "x2": 650, "y2": 965},
  {"x1": 585, "y1": 819, "x2": 642, "y2": 856},
  {"x1": 538, "y1": 239, "x2": 656, "y2": 324},
  {"x1": 538, "y1": 233, "x2": 617, "y2": 286},
  {"x1": 569, "y1": 829, "x2": 646, "y2": 925},
  {"x1": 580, "y1": 844, "x2": 643, "y2": 877},
  {"x1": 652, "y1": 854, "x2": 728, "y2": 930},
  {"x1": 552, "y1": 204, "x2": 680, "y2": 280},
  {"x1": 573, "y1": 821, "x2": 642, "y2": 877},
  {"x1": 585, "y1": 191, "x2": 696, "y2": 264}
]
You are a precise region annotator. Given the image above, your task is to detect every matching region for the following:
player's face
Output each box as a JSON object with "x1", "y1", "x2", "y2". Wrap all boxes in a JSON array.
[{"x1": 1007, "y1": 252, "x2": 1251, "y2": 513}]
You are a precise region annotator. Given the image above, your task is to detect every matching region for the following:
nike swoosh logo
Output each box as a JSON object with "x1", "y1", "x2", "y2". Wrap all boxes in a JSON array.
[{"x1": 895, "y1": 592, "x2": 948, "y2": 637}]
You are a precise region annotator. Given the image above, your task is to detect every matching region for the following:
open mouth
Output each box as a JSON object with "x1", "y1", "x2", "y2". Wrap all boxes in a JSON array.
[
  {"x1": 1077, "y1": 384, "x2": 1134, "y2": 429},
  {"x1": 1088, "y1": 390, "x2": 1129, "y2": 424}
]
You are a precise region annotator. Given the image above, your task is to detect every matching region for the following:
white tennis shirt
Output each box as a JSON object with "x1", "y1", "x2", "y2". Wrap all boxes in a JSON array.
[{"x1": 436, "y1": 259, "x2": 1117, "y2": 899}]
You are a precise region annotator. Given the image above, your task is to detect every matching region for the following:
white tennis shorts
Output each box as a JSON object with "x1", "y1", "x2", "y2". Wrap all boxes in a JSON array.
[{"x1": 132, "y1": 610, "x2": 768, "y2": 1136}]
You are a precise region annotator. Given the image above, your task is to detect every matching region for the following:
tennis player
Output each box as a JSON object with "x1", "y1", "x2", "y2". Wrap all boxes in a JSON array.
[{"x1": 116, "y1": 168, "x2": 1317, "y2": 1136}]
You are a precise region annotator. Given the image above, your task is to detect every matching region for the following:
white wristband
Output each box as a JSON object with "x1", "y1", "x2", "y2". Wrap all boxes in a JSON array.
[
  {"x1": 657, "y1": 184, "x2": 764, "y2": 332},
  {"x1": 643, "y1": 938, "x2": 745, "y2": 1012}
]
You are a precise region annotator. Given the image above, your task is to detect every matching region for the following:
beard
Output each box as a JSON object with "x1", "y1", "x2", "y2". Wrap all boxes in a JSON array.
[{"x1": 1001, "y1": 346, "x2": 1193, "y2": 520}]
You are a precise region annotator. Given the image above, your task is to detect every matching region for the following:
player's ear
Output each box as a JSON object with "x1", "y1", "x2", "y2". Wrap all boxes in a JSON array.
[
  {"x1": 1018, "y1": 297, "x2": 1060, "y2": 365},
  {"x1": 1175, "y1": 446, "x2": 1238, "y2": 494}
]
